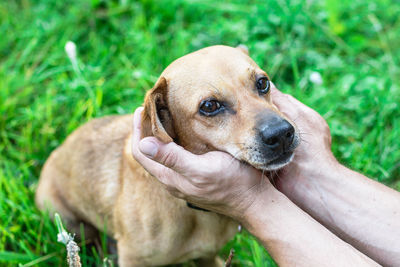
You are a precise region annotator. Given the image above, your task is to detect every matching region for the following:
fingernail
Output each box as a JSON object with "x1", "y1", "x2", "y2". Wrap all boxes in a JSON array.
[{"x1": 139, "y1": 139, "x2": 158, "y2": 158}]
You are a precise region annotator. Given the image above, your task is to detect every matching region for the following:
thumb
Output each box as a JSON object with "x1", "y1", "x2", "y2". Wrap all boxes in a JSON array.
[{"x1": 139, "y1": 137, "x2": 199, "y2": 176}]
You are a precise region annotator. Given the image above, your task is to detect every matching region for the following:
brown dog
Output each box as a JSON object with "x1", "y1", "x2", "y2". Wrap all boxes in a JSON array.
[{"x1": 36, "y1": 45, "x2": 299, "y2": 266}]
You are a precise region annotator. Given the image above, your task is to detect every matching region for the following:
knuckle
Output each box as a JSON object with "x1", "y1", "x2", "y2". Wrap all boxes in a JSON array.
[
  {"x1": 160, "y1": 150, "x2": 179, "y2": 169},
  {"x1": 190, "y1": 176, "x2": 205, "y2": 187},
  {"x1": 189, "y1": 172, "x2": 213, "y2": 188}
]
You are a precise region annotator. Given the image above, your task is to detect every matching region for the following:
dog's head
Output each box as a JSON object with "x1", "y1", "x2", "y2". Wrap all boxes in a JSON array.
[{"x1": 141, "y1": 45, "x2": 299, "y2": 171}]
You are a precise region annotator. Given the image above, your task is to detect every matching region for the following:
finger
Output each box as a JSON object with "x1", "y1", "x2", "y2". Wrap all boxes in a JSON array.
[
  {"x1": 132, "y1": 107, "x2": 155, "y2": 166},
  {"x1": 138, "y1": 137, "x2": 202, "y2": 178},
  {"x1": 270, "y1": 83, "x2": 285, "y2": 98},
  {"x1": 131, "y1": 107, "x2": 179, "y2": 182},
  {"x1": 270, "y1": 85, "x2": 314, "y2": 113},
  {"x1": 132, "y1": 107, "x2": 144, "y2": 153},
  {"x1": 270, "y1": 87, "x2": 300, "y2": 118},
  {"x1": 270, "y1": 85, "x2": 317, "y2": 122},
  {"x1": 270, "y1": 85, "x2": 300, "y2": 114},
  {"x1": 270, "y1": 85, "x2": 291, "y2": 108}
]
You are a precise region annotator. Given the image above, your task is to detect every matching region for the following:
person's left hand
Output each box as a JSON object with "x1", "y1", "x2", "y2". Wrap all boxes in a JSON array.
[{"x1": 131, "y1": 107, "x2": 272, "y2": 221}]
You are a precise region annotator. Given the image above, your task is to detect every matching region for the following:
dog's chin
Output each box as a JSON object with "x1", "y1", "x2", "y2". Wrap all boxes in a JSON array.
[{"x1": 253, "y1": 152, "x2": 294, "y2": 171}]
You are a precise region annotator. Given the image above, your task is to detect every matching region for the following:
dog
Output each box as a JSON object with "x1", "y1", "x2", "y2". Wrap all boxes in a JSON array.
[{"x1": 36, "y1": 45, "x2": 299, "y2": 266}]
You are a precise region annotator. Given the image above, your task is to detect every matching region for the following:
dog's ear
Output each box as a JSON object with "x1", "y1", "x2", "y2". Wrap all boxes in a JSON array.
[
  {"x1": 141, "y1": 77, "x2": 175, "y2": 143},
  {"x1": 236, "y1": 44, "x2": 249, "y2": 56}
]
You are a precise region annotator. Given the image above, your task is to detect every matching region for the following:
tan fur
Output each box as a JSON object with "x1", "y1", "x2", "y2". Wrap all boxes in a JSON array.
[{"x1": 36, "y1": 45, "x2": 297, "y2": 266}]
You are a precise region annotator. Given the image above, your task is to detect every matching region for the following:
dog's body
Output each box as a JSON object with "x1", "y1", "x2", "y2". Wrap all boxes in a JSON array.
[
  {"x1": 37, "y1": 114, "x2": 236, "y2": 266},
  {"x1": 36, "y1": 45, "x2": 298, "y2": 266}
]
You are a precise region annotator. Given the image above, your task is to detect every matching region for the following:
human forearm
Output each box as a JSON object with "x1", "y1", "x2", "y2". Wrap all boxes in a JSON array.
[
  {"x1": 242, "y1": 185, "x2": 378, "y2": 267},
  {"x1": 271, "y1": 87, "x2": 400, "y2": 265},
  {"x1": 277, "y1": 160, "x2": 400, "y2": 266}
]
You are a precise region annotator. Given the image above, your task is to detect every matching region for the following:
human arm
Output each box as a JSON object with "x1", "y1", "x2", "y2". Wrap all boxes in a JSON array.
[
  {"x1": 131, "y1": 107, "x2": 378, "y2": 267},
  {"x1": 271, "y1": 87, "x2": 400, "y2": 266}
]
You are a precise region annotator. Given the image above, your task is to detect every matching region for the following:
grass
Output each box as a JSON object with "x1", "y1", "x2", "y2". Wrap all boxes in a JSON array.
[{"x1": 0, "y1": 0, "x2": 399, "y2": 266}]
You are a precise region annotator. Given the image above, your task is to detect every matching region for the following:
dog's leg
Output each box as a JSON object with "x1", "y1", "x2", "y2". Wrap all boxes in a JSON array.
[
  {"x1": 117, "y1": 239, "x2": 148, "y2": 267},
  {"x1": 36, "y1": 160, "x2": 99, "y2": 241},
  {"x1": 194, "y1": 256, "x2": 224, "y2": 267},
  {"x1": 36, "y1": 165, "x2": 77, "y2": 223}
]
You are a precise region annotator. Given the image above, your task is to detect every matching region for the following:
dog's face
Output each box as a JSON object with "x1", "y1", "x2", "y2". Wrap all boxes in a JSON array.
[{"x1": 142, "y1": 45, "x2": 299, "y2": 170}]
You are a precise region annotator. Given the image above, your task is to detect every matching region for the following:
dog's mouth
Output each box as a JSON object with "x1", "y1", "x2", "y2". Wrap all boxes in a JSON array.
[
  {"x1": 264, "y1": 151, "x2": 294, "y2": 170},
  {"x1": 245, "y1": 150, "x2": 295, "y2": 171}
]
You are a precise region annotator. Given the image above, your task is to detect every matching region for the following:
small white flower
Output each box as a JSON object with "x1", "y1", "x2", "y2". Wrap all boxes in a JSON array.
[
  {"x1": 65, "y1": 41, "x2": 77, "y2": 62},
  {"x1": 132, "y1": 70, "x2": 145, "y2": 79},
  {"x1": 309, "y1": 71, "x2": 323, "y2": 85},
  {"x1": 57, "y1": 231, "x2": 70, "y2": 244}
]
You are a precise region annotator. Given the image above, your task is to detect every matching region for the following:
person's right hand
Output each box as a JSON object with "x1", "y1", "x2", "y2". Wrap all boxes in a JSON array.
[
  {"x1": 270, "y1": 85, "x2": 338, "y2": 195},
  {"x1": 131, "y1": 107, "x2": 273, "y2": 221}
]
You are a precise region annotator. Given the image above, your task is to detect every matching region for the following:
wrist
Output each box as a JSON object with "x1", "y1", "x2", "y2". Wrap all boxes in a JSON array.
[
  {"x1": 240, "y1": 182, "x2": 282, "y2": 230},
  {"x1": 276, "y1": 154, "x2": 352, "y2": 223}
]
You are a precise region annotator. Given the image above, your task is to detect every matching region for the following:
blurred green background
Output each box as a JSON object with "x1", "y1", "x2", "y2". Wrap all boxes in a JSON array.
[{"x1": 1, "y1": 0, "x2": 399, "y2": 266}]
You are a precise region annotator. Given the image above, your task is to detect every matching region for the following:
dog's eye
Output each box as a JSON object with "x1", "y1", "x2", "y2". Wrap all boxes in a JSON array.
[
  {"x1": 199, "y1": 99, "x2": 223, "y2": 116},
  {"x1": 256, "y1": 77, "x2": 270, "y2": 95}
]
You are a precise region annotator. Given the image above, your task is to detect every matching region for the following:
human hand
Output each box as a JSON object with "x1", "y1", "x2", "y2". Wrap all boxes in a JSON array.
[
  {"x1": 132, "y1": 106, "x2": 381, "y2": 266},
  {"x1": 270, "y1": 85, "x2": 338, "y2": 194},
  {"x1": 131, "y1": 107, "x2": 273, "y2": 221}
]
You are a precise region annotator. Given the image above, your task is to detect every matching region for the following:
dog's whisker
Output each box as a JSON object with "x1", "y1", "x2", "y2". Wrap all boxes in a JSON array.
[
  {"x1": 228, "y1": 147, "x2": 247, "y2": 165},
  {"x1": 298, "y1": 131, "x2": 312, "y2": 136},
  {"x1": 298, "y1": 136, "x2": 310, "y2": 145},
  {"x1": 291, "y1": 115, "x2": 301, "y2": 124},
  {"x1": 271, "y1": 169, "x2": 282, "y2": 188}
]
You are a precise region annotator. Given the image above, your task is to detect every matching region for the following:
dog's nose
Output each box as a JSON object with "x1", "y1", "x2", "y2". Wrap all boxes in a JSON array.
[{"x1": 260, "y1": 119, "x2": 294, "y2": 151}]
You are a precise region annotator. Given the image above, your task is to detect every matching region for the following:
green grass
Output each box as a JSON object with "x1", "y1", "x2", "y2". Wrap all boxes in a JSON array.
[{"x1": 1, "y1": 0, "x2": 399, "y2": 266}]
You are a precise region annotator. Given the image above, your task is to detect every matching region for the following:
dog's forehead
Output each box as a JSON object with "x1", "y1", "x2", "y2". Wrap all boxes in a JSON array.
[
  {"x1": 162, "y1": 46, "x2": 257, "y2": 77},
  {"x1": 161, "y1": 45, "x2": 260, "y2": 99}
]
